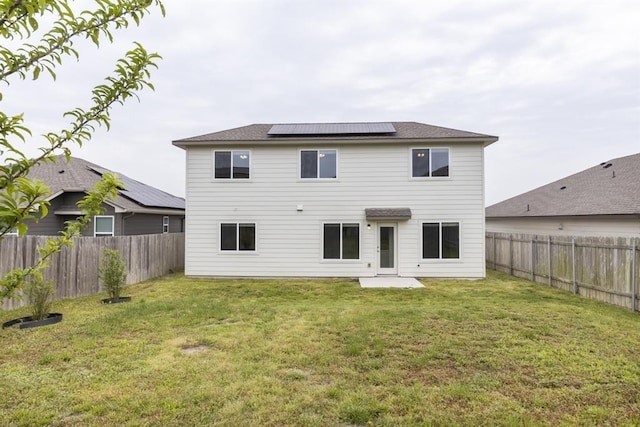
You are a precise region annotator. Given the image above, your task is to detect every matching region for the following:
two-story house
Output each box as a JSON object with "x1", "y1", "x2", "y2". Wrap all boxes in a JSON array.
[{"x1": 173, "y1": 122, "x2": 498, "y2": 278}]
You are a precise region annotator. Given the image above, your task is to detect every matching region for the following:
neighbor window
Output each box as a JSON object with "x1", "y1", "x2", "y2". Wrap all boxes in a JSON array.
[
  {"x1": 163, "y1": 216, "x2": 169, "y2": 233},
  {"x1": 220, "y1": 223, "x2": 256, "y2": 251},
  {"x1": 301, "y1": 149, "x2": 337, "y2": 179},
  {"x1": 422, "y1": 222, "x2": 460, "y2": 259},
  {"x1": 214, "y1": 150, "x2": 250, "y2": 179},
  {"x1": 323, "y1": 223, "x2": 359, "y2": 260},
  {"x1": 412, "y1": 148, "x2": 449, "y2": 177},
  {"x1": 94, "y1": 216, "x2": 115, "y2": 237}
]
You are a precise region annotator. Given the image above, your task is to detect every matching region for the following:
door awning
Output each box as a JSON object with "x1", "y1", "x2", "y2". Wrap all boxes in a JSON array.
[{"x1": 365, "y1": 208, "x2": 412, "y2": 221}]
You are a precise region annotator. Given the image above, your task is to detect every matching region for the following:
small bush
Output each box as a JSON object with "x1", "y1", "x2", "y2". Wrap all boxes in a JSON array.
[
  {"x1": 26, "y1": 275, "x2": 54, "y2": 321},
  {"x1": 99, "y1": 248, "x2": 127, "y2": 299}
]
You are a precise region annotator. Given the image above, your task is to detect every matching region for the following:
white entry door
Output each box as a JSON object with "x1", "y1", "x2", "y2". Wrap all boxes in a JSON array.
[{"x1": 377, "y1": 223, "x2": 398, "y2": 275}]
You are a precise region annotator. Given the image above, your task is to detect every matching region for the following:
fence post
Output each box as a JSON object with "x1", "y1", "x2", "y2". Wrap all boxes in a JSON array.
[
  {"x1": 509, "y1": 234, "x2": 513, "y2": 276},
  {"x1": 493, "y1": 234, "x2": 497, "y2": 270},
  {"x1": 632, "y1": 239, "x2": 637, "y2": 312},
  {"x1": 572, "y1": 238, "x2": 577, "y2": 295},
  {"x1": 531, "y1": 238, "x2": 535, "y2": 282},
  {"x1": 548, "y1": 236, "x2": 552, "y2": 286}
]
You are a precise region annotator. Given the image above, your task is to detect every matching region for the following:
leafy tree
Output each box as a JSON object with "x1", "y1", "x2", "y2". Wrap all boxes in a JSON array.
[{"x1": 0, "y1": 0, "x2": 165, "y2": 302}]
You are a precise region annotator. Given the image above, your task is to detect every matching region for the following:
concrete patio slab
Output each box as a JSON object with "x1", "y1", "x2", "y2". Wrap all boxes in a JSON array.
[{"x1": 359, "y1": 277, "x2": 424, "y2": 289}]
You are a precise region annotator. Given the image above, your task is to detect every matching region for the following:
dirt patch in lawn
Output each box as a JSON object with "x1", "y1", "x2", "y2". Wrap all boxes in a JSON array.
[{"x1": 179, "y1": 344, "x2": 209, "y2": 355}]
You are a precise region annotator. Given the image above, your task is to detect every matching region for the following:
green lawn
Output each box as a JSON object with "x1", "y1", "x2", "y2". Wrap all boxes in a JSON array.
[{"x1": 1, "y1": 271, "x2": 638, "y2": 426}]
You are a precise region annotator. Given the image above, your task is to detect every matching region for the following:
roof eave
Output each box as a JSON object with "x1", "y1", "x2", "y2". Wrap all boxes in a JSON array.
[
  {"x1": 46, "y1": 189, "x2": 128, "y2": 212},
  {"x1": 486, "y1": 213, "x2": 640, "y2": 219},
  {"x1": 126, "y1": 207, "x2": 186, "y2": 215},
  {"x1": 172, "y1": 135, "x2": 498, "y2": 149},
  {"x1": 44, "y1": 188, "x2": 87, "y2": 201},
  {"x1": 483, "y1": 136, "x2": 499, "y2": 147}
]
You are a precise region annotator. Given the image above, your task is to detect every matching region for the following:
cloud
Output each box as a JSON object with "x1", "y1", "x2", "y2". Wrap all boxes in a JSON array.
[{"x1": 1, "y1": 0, "x2": 638, "y2": 204}]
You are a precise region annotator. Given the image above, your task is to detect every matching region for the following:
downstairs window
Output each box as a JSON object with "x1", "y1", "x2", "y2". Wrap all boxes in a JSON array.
[
  {"x1": 220, "y1": 223, "x2": 256, "y2": 251},
  {"x1": 323, "y1": 223, "x2": 359, "y2": 260},
  {"x1": 94, "y1": 216, "x2": 114, "y2": 237},
  {"x1": 422, "y1": 222, "x2": 460, "y2": 259}
]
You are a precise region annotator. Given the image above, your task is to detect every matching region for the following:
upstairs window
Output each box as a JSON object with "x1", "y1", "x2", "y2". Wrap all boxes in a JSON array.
[
  {"x1": 214, "y1": 150, "x2": 250, "y2": 179},
  {"x1": 412, "y1": 148, "x2": 449, "y2": 177},
  {"x1": 422, "y1": 222, "x2": 460, "y2": 259},
  {"x1": 301, "y1": 149, "x2": 337, "y2": 179}
]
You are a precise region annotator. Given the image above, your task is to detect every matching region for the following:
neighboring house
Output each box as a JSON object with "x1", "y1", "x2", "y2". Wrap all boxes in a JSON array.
[
  {"x1": 173, "y1": 121, "x2": 498, "y2": 278},
  {"x1": 486, "y1": 153, "x2": 640, "y2": 237},
  {"x1": 17, "y1": 156, "x2": 185, "y2": 236}
]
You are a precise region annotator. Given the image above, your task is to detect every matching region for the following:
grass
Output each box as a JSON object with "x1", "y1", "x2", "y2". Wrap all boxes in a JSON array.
[{"x1": 1, "y1": 270, "x2": 639, "y2": 426}]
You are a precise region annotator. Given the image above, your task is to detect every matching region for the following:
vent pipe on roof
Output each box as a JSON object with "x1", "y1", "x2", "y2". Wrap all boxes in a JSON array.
[{"x1": 526, "y1": 204, "x2": 530, "y2": 212}]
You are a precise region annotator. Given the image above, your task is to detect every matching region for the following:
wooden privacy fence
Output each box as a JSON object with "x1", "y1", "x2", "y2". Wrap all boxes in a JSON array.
[
  {"x1": 486, "y1": 232, "x2": 639, "y2": 312},
  {"x1": 1, "y1": 233, "x2": 185, "y2": 311}
]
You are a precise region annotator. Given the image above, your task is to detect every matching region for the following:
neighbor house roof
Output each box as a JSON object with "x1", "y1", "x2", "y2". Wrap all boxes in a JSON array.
[
  {"x1": 486, "y1": 153, "x2": 640, "y2": 218},
  {"x1": 28, "y1": 156, "x2": 185, "y2": 214},
  {"x1": 172, "y1": 121, "x2": 498, "y2": 148}
]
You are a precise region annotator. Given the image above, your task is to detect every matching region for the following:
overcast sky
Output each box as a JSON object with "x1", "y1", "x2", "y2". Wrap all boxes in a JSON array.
[{"x1": 3, "y1": 0, "x2": 639, "y2": 205}]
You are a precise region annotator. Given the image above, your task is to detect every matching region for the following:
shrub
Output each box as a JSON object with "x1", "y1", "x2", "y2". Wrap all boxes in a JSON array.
[
  {"x1": 99, "y1": 248, "x2": 127, "y2": 299},
  {"x1": 26, "y1": 275, "x2": 54, "y2": 321}
]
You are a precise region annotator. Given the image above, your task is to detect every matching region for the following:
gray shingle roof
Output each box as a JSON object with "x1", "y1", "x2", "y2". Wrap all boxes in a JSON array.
[
  {"x1": 173, "y1": 121, "x2": 498, "y2": 146},
  {"x1": 365, "y1": 208, "x2": 412, "y2": 220},
  {"x1": 28, "y1": 156, "x2": 185, "y2": 212},
  {"x1": 486, "y1": 153, "x2": 640, "y2": 217}
]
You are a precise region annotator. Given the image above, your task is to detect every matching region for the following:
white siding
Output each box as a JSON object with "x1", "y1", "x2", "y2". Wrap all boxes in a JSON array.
[
  {"x1": 486, "y1": 216, "x2": 640, "y2": 238},
  {"x1": 185, "y1": 142, "x2": 487, "y2": 278}
]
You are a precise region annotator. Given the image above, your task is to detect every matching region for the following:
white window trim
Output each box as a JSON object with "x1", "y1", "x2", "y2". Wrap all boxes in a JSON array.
[
  {"x1": 320, "y1": 221, "x2": 361, "y2": 262},
  {"x1": 419, "y1": 220, "x2": 462, "y2": 261},
  {"x1": 409, "y1": 147, "x2": 451, "y2": 180},
  {"x1": 94, "y1": 215, "x2": 115, "y2": 237},
  {"x1": 163, "y1": 216, "x2": 169, "y2": 233},
  {"x1": 218, "y1": 222, "x2": 258, "y2": 253},
  {"x1": 299, "y1": 149, "x2": 339, "y2": 180},
  {"x1": 213, "y1": 149, "x2": 252, "y2": 181},
  {"x1": 6, "y1": 227, "x2": 19, "y2": 236}
]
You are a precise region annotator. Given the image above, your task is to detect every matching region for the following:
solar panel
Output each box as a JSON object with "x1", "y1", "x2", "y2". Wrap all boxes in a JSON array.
[
  {"x1": 268, "y1": 122, "x2": 396, "y2": 136},
  {"x1": 89, "y1": 166, "x2": 185, "y2": 209}
]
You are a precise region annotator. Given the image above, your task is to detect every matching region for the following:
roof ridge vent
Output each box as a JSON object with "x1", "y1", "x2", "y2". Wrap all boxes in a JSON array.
[{"x1": 602, "y1": 163, "x2": 612, "y2": 169}]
